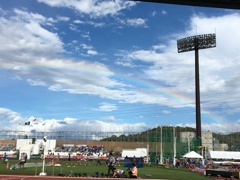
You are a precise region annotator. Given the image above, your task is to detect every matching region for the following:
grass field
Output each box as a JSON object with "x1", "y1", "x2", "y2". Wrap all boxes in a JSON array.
[{"x1": 0, "y1": 159, "x2": 211, "y2": 180}]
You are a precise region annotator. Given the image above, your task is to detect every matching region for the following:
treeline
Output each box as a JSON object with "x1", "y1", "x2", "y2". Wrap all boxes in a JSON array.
[{"x1": 101, "y1": 126, "x2": 240, "y2": 151}]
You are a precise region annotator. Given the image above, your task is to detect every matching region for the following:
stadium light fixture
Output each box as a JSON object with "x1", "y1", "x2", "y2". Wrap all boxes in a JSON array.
[{"x1": 177, "y1": 34, "x2": 216, "y2": 146}]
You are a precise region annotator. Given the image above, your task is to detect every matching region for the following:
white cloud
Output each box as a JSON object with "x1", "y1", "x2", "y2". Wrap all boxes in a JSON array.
[
  {"x1": 57, "y1": 16, "x2": 70, "y2": 21},
  {"x1": 74, "y1": 19, "x2": 105, "y2": 27},
  {"x1": 101, "y1": 116, "x2": 116, "y2": 122},
  {"x1": 0, "y1": 108, "x2": 23, "y2": 123},
  {"x1": 80, "y1": 44, "x2": 98, "y2": 55},
  {"x1": 126, "y1": 18, "x2": 148, "y2": 28},
  {"x1": 161, "y1": 10, "x2": 167, "y2": 15},
  {"x1": 96, "y1": 103, "x2": 117, "y2": 112},
  {"x1": 37, "y1": 0, "x2": 137, "y2": 18},
  {"x1": 0, "y1": 108, "x2": 238, "y2": 134},
  {"x1": 162, "y1": 110, "x2": 171, "y2": 115},
  {"x1": 116, "y1": 12, "x2": 240, "y2": 112},
  {"x1": 0, "y1": 10, "x2": 64, "y2": 66},
  {"x1": 87, "y1": 49, "x2": 98, "y2": 55}
]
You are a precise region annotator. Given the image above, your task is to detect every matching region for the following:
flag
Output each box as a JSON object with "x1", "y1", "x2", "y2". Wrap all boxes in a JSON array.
[
  {"x1": 25, "y1": 121, "x2": 30, "y2": 125},
  {"x1": 33, "y1": 119, "x2": 38, "y2": 124}
]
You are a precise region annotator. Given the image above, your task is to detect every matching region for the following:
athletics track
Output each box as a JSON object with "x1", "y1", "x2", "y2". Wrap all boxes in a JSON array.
[
  {"x1": 0, "y1": 175, "x2": 233, "y2": 180},
  {"x1": 0, "y1": 175, "x2": 169, "y2": 180}
]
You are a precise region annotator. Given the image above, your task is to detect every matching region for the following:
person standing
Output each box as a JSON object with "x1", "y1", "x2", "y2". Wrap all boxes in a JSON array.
[
  {"x1": 147, "y1": 156, "x2": 151, "y2": 167},
  {"x1": 24, "y1": 153, "x2": 27, "y2": 163},
  {"x1": 68, "y1": 153, "x2": 71, "y2": 162},
  {"x1": 19, "y1": 153, "x2": 25, "y2": 168},
  {"x1": 165, "y1": 157, "x2": 169, "y2": 168},
  {"x1": 155, "y1": 156, "x2": 159, "y2": 167},
  {"x1": 183, "y1": 157, "x2": 187, "y2": 168},
  {"x1": 115, "y1": 156, "x2": 120, "y2": 166},
  {"x1": 175, "y1": 157, "x2": 180, "y2": 168},
  {"x1": 3, "y1": 152, "x2": 7, "y2": 164},
  {"x1": 107, "y1": 153, "x2": 116, "y2": 177},
  {"x1": 97, "y1": 155, "x2": 101, "y2": 165}
]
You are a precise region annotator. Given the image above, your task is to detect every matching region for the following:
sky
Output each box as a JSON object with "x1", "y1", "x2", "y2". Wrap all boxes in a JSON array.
[{"x1": 0, "y1": 0, "x2": 240, "y2": 134}]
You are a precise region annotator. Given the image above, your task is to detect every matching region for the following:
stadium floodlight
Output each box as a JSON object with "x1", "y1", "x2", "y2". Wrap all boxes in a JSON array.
[
  {"x1": 177, "y1": 34, "x2": 216, "y2": 146},
  {"x1": 177, "y1": 34, "x2": 216, "y2": 53}
]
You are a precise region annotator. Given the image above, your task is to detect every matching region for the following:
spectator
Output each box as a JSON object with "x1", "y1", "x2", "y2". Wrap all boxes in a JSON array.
[
  {"x1": 3, "y1": 152, "x2": 7, "y2": 164},
  {"x1": 155, "y1": 156, "x2": 159, "y2": 167},
  {"x1": 68, "y1": 153, "x2": 71, "y2": 161},
  {"x1": 107, "y1": 153, "x2": 116, "y2": 177},
  {"x1": 24, "y1": 153, "x2": 27, "y2": 163},
  {"x1": 148, "y1": 156, "x2": 151, "y2": 166},
  {"x1": 19, "y1": 153, "x2": 25, "y2": 168},
  {"x1": 165, "y1": 157, "x2": 169, "y2": 168},
  {"x1": 97, "y1": 155, "x2": 101, "y2": 165},
  {"x1": 128, "y1": 163, "x2": 138, "y2": 178},
  {"x1": 175, "y1": 157, "x2": 180, "y2": 168}
]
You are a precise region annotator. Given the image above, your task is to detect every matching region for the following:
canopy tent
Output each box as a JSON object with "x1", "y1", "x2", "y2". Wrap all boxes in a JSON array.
[
  {"x1": 182, "y1": 151, "x2": 203, "y2": 159},
  {"x1": 209, "y1": 151, "x2": 240, "y2": 160}
]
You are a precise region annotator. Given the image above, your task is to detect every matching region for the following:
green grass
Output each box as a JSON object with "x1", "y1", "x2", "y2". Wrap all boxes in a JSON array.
[{"x1": 0, "y1": 159, "x2": 210, "y2": 180}]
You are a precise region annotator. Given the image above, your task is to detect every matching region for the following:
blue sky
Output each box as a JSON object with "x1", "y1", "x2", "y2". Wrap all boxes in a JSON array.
[{"x1": 0, "y1": 0, "x2": 240, "y2": 134}]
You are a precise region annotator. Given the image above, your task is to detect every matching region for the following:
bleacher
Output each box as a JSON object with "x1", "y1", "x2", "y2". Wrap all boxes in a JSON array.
[
  {"x1": 0, "y1": 144, "x2": 18, "y2": 158},
  {"x1": 51, "y1": 144, "x2": 106, "y2": 158}
]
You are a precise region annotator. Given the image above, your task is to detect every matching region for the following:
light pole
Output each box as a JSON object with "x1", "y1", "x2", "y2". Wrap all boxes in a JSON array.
[
  {"x1": 187, "y1": 132, "x2": 191, "y2": 152},
  {"x1": 160, "y1": 126, "x2": 163, "y2": 164},
  {"x1": 177, "y1": 34, "x2": 216, "y2": 146},
  {"x1": 39, "y1": 136, "x2": 48, "y2": 176},
  {"x1": 173, "y1": 126, "x2": 176, "y2": 166},
  {"x1": 213, "y1": 138, "x2": 215, "y2": 151}
]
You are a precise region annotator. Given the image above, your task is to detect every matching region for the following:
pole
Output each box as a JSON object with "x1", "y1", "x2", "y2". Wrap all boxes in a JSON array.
[
  {"x1": 177, "y1": 34, "x2": 216, "y2": 148},
  {"x1": 188, "y1": 132, "x2": 190, "y2": 152},
  {"x1": 35, "y1": 162, "x2": 38, "y2": 176},
  {"x1": 156, "y1": 128, "x2": 157, "y2": 157},
  {"x1": 173, "y1": 126, "x2": 176, "y2": 166},
  {"x1": 39, "y1": 154, "x2": 47, "y2": 176},
  {"x1": 195, "y1": 38, "x2": 202, "y2": 146},
  {"x1": 205, "y1": 146, "x2": 207, "y2": 159},
  {"x1": 160, "y1": 126, "x2": 163, "y2": 164}
]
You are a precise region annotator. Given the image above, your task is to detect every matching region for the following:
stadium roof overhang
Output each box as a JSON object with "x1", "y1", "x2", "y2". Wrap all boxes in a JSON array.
[{"x1": 132, "y1": 0, "x2": 240, "y2": 10}]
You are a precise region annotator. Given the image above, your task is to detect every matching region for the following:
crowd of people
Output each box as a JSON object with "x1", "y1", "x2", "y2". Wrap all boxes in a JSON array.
[
  {"x1": 55, "y1": 145, "x2": 105, "y2": 157},
  {"x1": 106, "y1": 153, "x2": 138, "y2": 178},
  {"x1": 162, "y1": 156, "x2": 207, "y2": 169}
]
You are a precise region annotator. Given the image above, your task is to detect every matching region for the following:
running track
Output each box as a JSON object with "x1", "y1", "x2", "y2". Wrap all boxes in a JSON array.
[
  {"x1": 0, "y1": 175, "x2": 169, "y2": 180},
  {"x1": 0, "y1": 175, "x2": 230, "y2": 180}
]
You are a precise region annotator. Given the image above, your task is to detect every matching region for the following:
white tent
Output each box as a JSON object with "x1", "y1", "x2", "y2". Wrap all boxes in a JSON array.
[{"x1": 182, "y1": 151, "x2": 203, "y2": 159}]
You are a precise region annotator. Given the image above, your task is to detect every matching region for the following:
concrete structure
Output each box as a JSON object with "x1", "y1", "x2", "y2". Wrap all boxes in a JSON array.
[{"x1": 16, "y1": 139, "x2": 56, "y2": 159}]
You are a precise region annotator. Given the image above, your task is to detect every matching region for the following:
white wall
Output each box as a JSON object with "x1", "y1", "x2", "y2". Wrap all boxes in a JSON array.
[
  {"x1": 122, "y1": 148, "x2": 148, "y2": 158},
  {"x1": 19, "y1": 144, "x2": 33, "y2": 160},
  {"x1": 16, "y1": 139, "x2": 56, "y2": 156}
]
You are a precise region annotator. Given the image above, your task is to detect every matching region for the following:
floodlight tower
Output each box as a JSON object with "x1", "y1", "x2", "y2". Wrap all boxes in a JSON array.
[{"x1": 177, "y1": 34, "x2": 216, "y2": 145}]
